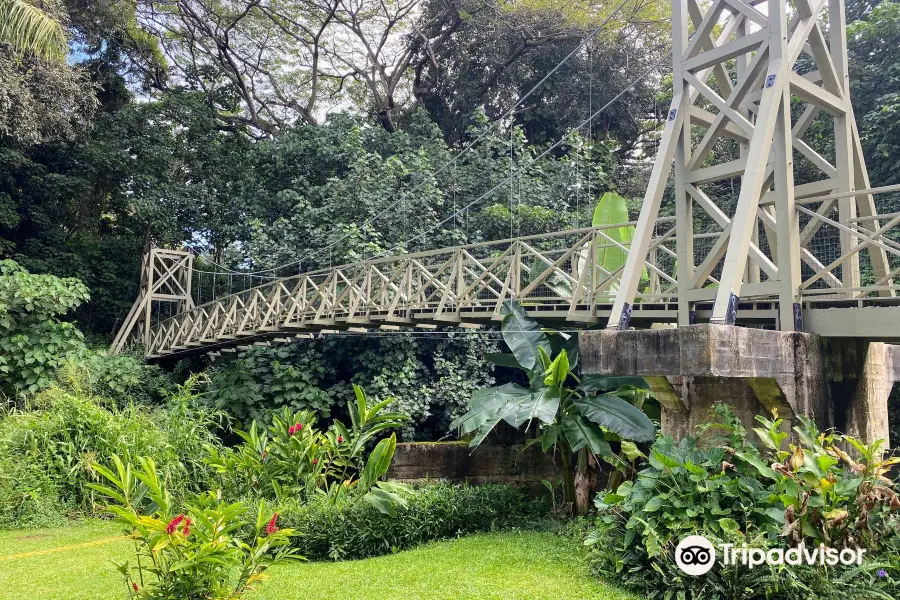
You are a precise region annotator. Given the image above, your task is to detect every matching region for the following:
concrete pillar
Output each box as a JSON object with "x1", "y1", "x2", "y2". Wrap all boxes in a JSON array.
[{"x1": 579, "y1": 325, "x2": 897, "y2": 449}]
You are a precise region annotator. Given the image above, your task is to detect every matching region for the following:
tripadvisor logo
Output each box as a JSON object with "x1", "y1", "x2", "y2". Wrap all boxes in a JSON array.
[
  {"x1": 675, "y1": 535, "x2": 867, "y2": 576},
  {"x1": 675, "y1": 535, "x2": 716, "y2": 575}
]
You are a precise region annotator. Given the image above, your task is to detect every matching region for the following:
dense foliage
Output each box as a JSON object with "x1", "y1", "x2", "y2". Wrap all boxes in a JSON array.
[
  {"x1": 0, "y1": 260, "x2": 89, "y2": 396},
  {"x1": 207, "y1": 329, "x2": 498, "y2": 438},
  {"x1": 206, "y1": 385, "x2": 414, "y2": 515},
  {"x1": 91, "y1": 455, "x2": 300, "y2": 600},
  {"x1": 586, "y1": 405, "x2": 900, "y2": 599},
  {"x1": 0, "y1": 375, "x2": 219, "y2": 528},
  {"x1": 280, "y1": 482, "x2": 545, "y2": 561}
]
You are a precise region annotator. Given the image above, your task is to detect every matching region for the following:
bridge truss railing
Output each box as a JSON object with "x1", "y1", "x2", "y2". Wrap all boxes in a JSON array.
[
  {"x1": 146, "y1": 221, "x2": 681, "y2": 356},
  {"x1": 139, "y1": 193, "x2": 900, "y2": 357}
]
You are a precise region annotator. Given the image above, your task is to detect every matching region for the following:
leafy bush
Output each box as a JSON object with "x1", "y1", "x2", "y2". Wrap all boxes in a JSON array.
[
  {"x1": 0, "y1": 376, "x2": 221, "y2": 527},
  {"x1": 280, "y1": 481, "x2": 546, "y2": 561},
  {"x1": 0, "y1": 259, "x2": 89, "y2": 397},
  {"x1": 91, "y1": 455, "x2": 300, "y2": 599},
  {"x1": 206, "y1": 385, "x2": 413, "y2": 514},
  {"x1": 206, "y1": 331, "x2": 498, "y2": 438},
  {"x1": 66, "y1": 350, "x2": 174, "y2": 406},
  {"x1": 585, "y1": 405, "x2": 900, "y2": 599}
]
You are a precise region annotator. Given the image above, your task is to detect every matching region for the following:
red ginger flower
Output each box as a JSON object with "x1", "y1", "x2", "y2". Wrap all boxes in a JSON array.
[
  {"x1": 336, "y1": 435, "x2": 344, "y2": 444},
  {"x1": 166, "y1": 515, "x2": 185, "y2": 535},
  {"x1": 132, "y1": 582, "x2": 139, "y2": 592},
  {"x1": 312, "y1": 458, "x2": 318, "y2": 465},
  {"x1": 289, "y1": 423, "x2": 304, "y2": 436},
  {"x1": 182, "y1": 517, "x2": 192, "y2": 537},
  {"x1": 265, "y1": 513, "x2": 279, "y2": 536}
]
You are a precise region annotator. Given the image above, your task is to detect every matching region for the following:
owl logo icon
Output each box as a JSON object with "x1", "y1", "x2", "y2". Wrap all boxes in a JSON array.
[{"x1": 675, "y1": 535, "x2": 716, "y2": 575}]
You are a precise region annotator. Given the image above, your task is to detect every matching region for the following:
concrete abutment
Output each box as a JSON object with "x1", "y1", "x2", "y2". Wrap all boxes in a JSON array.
[{"x1": 579, "y1": 325, "x2": 897, "y2": 448}]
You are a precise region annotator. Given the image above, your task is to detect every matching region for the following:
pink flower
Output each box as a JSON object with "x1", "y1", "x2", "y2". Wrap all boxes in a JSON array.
[
  {"x1": 166, "y1": 515, "x2": 185, "y2": 535},
  {"x1": 265, "y1": 513, "x2": 279, "y2": 536},
  {"x1": 336, "y1": 435, "x2": 344, "y2": 444}
]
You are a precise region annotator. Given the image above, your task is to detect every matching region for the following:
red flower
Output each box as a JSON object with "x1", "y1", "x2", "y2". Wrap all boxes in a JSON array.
[
  {"x1": 289, "y1": 423, "x2": 304, "y2": 436},
  {"x1": 265, "y1": 513, "x2": 279, "y2": 536},
  {"x1": 312, "y1": 458, "x2": 319, "y2": 465},
  {"x1": 336, "y1": 435, "x2": 344, "y2": 444},
  {"x1": 182, "y1": 517, "x2": 192, "y2": 537},
  {"x1": 132, "y1": 582, "x2": 139, "y2": 592},
  {"x1": 166, "y1": 515, "x2": 185, "y2": 535}
]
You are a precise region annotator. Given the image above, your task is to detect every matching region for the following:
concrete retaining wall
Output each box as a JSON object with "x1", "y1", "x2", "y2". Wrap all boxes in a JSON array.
[{"x1": 386, "y1": 441, "x2": 563, "y2": 487}]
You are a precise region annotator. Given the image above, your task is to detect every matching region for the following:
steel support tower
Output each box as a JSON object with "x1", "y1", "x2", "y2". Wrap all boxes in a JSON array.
[{"x1": 607, "y1": 0, "x2": 893, "y2": 331}]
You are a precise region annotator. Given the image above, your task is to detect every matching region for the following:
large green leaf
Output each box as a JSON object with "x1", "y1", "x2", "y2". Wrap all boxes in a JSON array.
[
  {"x1": 592, "y1": 192, "x2": 631, "y2": 274},
  {"x1": 547, "y1": 331, "x2": 579, "y2": 369},
  {"x1": 573, "y1": 394, "x2": 656, "y2": 442},
  {"x1": 543, "y1": 350, "x2": 570, "y2": 388},
  {"x1": 561, "y1": 413, "x2": 612, "y2": 456},
  {"x1": 578, "y1": 375, "x2": 648, "y2": 394},
  {"x1": 509, "y1": 387, "x2": 561, "y2": 428},
  {"x1": 359, "y1": 434, "x2": 396, "y2": 490},
  {"x1": 449, "y1": 383, "x2": 531, "y2": 447},
  {"x1": 500, "y1": 300, "x2": 550, "y2": 373},
  {"x1": 484, "y1": 352, "x2": 523, "y2": 369}
]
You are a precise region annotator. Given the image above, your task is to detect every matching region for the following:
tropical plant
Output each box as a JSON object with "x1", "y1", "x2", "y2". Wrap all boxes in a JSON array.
[
  {"x1": 0, "y1": 0, "x2": 67, "y2": 61},
  {"x1": 592, "y1": 191, "x2": 634, "y2": 275},
  {"x1": 90, "y1": 455, "x2": 301, "y2": 600},
  {"x1": 0, "y1": 260, "x2": 89, "y2": 397},
  {"x1": 450, "y1": 300, "x2": 656, "y2": 513},
  {"x1": 0, "y1": 372, "x2": 218, "y2": 527},
  {"x1": 205, "y1": 385, "x2": 414, "y2": 515},
  {"x1": 586, "y1": 404, "x2": 900, "y2": 600}
]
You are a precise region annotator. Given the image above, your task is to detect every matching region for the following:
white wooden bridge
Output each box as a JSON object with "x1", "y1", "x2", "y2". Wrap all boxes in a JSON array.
[{"x1": 111, "y1": 0, "x2": 900, "y2": 358}]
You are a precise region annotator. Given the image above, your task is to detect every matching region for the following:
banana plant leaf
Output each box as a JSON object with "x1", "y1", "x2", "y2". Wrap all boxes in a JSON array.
[
  {"x1": 572, "y1": 394, "x2": 656, "y2": 443},
  {"x1": 592, "y1": 191, "x2": 632, "y2": 274},
  {"x1": 561, "y1": 412, "x2": 612, "y2": 457},
  {"x1": 450, "y1": 383, "x2": 559, "y2": 448},
  {"x1": 578, "y1": 375, "x2": 648, "y2": 393},
  {"x1": 546, "y1": 331, "x2": 579, "y2": 370},
  {"x1": 499, "y1": 300, "x2": 551, "y2": 373}
]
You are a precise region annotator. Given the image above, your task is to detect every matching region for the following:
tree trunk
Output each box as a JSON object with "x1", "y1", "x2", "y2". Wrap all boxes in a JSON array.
[
  {"x1": 574, "y1": 448, "x2": 591, "y2": 515},
  {"x1": 559, "y1": 444, "x2": 576, "y2": 514}
]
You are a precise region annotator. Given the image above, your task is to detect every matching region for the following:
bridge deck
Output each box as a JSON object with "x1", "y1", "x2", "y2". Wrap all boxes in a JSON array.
[{"x1": 136, "y1": 223, "x2": 900, "y2": 358}]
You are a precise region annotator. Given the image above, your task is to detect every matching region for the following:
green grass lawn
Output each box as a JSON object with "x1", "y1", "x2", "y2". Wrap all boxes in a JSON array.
[{"x1": 0, "y1": 521, "x2": 634, "y2": 600}]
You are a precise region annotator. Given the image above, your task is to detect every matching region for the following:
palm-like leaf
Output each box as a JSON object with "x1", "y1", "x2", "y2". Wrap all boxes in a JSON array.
[
  {"x1": 499, "y1": 300, "x2": 551, "y2": 373},
  {"x1": 572, "y1": 394, "x2": 656, "y2": 442},
  {"x1": 0, "y1": 0, "x2": 66, "y2": 61}
]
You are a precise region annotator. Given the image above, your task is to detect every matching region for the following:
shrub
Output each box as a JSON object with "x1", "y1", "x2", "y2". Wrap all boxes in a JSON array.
[
  {"x1": 206, "y1": 385, "x2": 413, "y2": 514},
  {"x1": 0, "y1": 259, "x2": 89, "y2": 398},
  {"x1": 65, "y1": 350, "x2": 174, "y2": 407},
  {"x1": 585, "y1": 404, "x2": 900, "y2": 599},
  {"x1": 0, "y1": 375, "x2": 221, "y2": 527},
  {"x1": 91, "y1": 455, "x2": 300, "y2": 600},
  {"x1": 280, "y1": 481, "x2": 547, "y2": 561}
]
